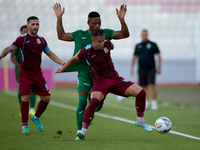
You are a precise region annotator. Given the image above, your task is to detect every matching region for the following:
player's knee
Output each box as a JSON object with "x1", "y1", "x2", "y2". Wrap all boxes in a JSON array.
[
  {"x1": 21, "y1": 95, "x2": 30, "y2": 102},
  {"x1": 41, "y1": 96, "x2": 50, "y2": 102},
  {"x1": 136, "y1": 89, "x2": 146, "y2": 99},
  {"x1": 78, "y1": 95, "x2": 87, "y2": 107}
]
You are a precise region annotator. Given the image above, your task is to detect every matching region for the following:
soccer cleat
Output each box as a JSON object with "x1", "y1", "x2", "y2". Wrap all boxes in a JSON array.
[
  {"x1": 22, "y1": 126, "x2": 29, "y2": 134},
  {"x1": 31, "y1": 115, "x2": 43, "y2": 132},
  {"x1": 134, "y1": 120, "x2": 152, "y2": 132},
  {"x1": 151, "y1": 101, "x2": 158, "y2": 110},
  {"x1": 29, "y1": 109, "x2": 35, "y2": 116},
  {"x1": 76, "y1": 130, "x2": 86, "y2": 140},
  {"x1": 75, "y1": 136, "x2": 82, "y2": 141},
  {"x1": 89, "y1": 115, "x2": 95, "y2": 126}
]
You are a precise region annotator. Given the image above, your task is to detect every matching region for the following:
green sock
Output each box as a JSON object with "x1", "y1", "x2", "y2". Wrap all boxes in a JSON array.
[
  {"x1": 95, "y1": 103, "x2": 103, "y2": 112},
  {"x1": 30, "y1": 90, "x2": 36, "y2": 109},
  {"x1": 17, "y1": 91, "x2": 21, "y2": 106},
  {"x1": 76, "y1": 95, "x2": 87, "y2": 130}
]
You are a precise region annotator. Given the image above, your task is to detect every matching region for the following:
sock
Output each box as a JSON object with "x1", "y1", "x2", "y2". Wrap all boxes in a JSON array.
[
  {"x1": 83, "y1": 98, "x2": 99, "y2": 129},
  {"x1": 76, "y1": 95, "x2": 87, "y2": 130},
  {"x1": 135, "y1": 89, "x2": 146, "y2": 120},
  {"x1": 35, "y1": 100, "x2": 49, "y2": 118},
  {"x1": 30, "y1": 90, "x2": 36, "y2": 109},
  {"x1": 95, "y1": 98, "x2": 105, "y2": 112},
  {"x1": 20, "y1": 101, "x2": 29, "y2": 126},
  {"x1": 17, "y1": 91, "x2": 21, "y2": 106}
]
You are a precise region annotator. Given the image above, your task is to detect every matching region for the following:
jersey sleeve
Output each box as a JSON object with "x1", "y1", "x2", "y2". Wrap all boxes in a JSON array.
[
  {"x1": 77, "y1": 47, "x2": 88, "y2": 60},
  {"x1": 71, "y1": 30, "x2": 81, "y2": 41},
  {"x1": 153, "y1": 43, "x2": 160, "y2": 54},
  {"x1": 12, "y1": 36, "x2": 23, "y2": 48},
  {"x1": 105, "y1": 39, "x2": 112, "y2": 48},
  {"x1": 104, "y1": 28, "x2": 115, "y2": 40},
  {"x1": 41, "y1": 37, "x2": 50, "y2": 53},
  {"x1": 134, "y1": 45, "x2": 138, "y2": 55}
]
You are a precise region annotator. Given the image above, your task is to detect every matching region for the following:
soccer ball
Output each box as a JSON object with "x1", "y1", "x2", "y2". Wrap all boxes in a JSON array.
[{"x1": 154, "y1": 117, "x2": 172, "y2": 134}]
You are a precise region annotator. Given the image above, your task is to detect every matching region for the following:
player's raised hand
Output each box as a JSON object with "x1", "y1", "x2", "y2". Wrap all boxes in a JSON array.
[
  {"x1": 55, "y1": 68, "x2": 62, "y2": 73},
  {"x1": 53, "y1": 3, "x2": 65, "y2": 18},
  {"x1": 116, "y1": 4, "x2": 127, "y2": 20}
]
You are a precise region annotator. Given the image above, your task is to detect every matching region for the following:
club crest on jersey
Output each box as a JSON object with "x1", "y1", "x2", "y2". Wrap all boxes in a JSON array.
[
  {"x1": 36, "y1": 38, "x2": 41, "y2": 44},
  {"x1": 103, "y1": 47, "x2": 108, "y2": 53}
]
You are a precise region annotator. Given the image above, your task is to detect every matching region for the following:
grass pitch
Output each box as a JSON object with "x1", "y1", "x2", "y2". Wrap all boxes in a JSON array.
[{"x1": 0, "y1": 86, "x2": 200, "y2": 150}]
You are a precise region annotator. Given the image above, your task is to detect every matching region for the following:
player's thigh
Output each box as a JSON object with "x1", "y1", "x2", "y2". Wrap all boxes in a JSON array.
[
  {"x1": 18, "y1": 74, "x2": 33, "y2": 97},
  {"x1": 147, "y1": 68, "x2": 156, "y2": 85},
  {"x1": 138, "y1": 70, "x2": 148, "y2": 86},
  {"x1": 77, "y1": 74, "x2": 93, "y2": 93},
  {"x1": 92, "y1": 78, "x2": 111, "y2": 99},
  {"x1": 110, "y1": 78, "x2": 134, "y2": 97},
  {"x1": 124, "y1": 84, "x2": 143, "y2": 97},
  {"x1": 32, "y1": 74, "x2": 50, "y2": 96}
]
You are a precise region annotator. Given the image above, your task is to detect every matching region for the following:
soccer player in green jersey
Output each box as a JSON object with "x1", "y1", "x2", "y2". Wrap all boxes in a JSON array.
[
  {"x1": 10, "y1": 25, "x2": 36, "y2": 116},
  {"x1": 53, "y1": 3, "x2": 129, "y2": 140}
]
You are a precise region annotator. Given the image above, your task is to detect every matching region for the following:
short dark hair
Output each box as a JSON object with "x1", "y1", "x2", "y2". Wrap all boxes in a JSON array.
[
  {"x1": 27, "y1": 16, "x2": 39, "y2": 23},
  {"x1": 142, "y1": 29, "x2": 148, "y2": 32},
  {"x1": 88, "y1": 11, "x2": 100, "y2": 19},
  {"x1": 20, "y1": 25, "x2": 27, "y2": 33},
  {"x1": 91, "y1": 28, "x2": 104, "y2": 38}
]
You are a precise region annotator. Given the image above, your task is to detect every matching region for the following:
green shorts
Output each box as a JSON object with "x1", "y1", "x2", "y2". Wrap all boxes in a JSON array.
[
  {"x1": 14, "y1": 66, "x2": 19, "y2": 87},
  {"x1": 77, "y1": 71, "x2": 93, "y2": 93}
]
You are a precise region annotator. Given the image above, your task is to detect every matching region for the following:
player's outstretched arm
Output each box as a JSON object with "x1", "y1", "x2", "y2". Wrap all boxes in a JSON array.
[
  {"x1": 10, "y1": 51, "x2": 20, "y2": 67},
  {"x1": 53, "y1": 3, "x2": 73, "y2": 41},
  {"x1": 45, "y1": 49, "x2": 65, "y2": 66},
  {"x1": 113, "y1": 4, "x2": 129, "y2": 39},
  {"x1": 0, "y1": 45, "x2": 17, "y2": 61},
  {"x1": 55, "y1": 54, "x2": 80, "y2": 73}
]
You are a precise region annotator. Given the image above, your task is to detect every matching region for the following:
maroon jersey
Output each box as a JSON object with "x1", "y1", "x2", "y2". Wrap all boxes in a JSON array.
[
  {"x1": 12, "y1": 33, "x2": 49, "y2": 73},
  {"x1": 78, "y1": 39, "x2": 118, "y2": 79}
]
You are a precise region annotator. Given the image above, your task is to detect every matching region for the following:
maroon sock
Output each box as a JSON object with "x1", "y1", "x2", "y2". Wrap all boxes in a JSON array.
[
  {"x1": 35, "y1": 100, "x2": 49, "y2": 118},
  {"x1": 135, "y1": 89, "x2": 146, "y2": 117},
  {"x1": 83, "y1": 98, "x2": 99, "y2": 126},
  {"x1": 20, "y1": 101, "x2": 29, "y2": 126}
]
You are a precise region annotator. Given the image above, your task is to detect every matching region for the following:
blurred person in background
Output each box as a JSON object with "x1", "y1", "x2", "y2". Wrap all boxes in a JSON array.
[
  {"x1": 130, "y1": 29, "x2": 161, "y2": 110},
  {"x1": 10, "y1": 25, "x2": 36, "y2": 116}
]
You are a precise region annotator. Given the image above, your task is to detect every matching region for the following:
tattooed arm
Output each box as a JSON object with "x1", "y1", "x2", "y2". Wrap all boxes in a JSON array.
[{"x1": 0, "y1": 45, "x2": 18, "y2": 61}]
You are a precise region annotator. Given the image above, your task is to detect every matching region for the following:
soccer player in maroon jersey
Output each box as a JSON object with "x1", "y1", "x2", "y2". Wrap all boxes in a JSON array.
[
  {"x1": 55, "y1": 28, "x2": 152, "y2": 140},
  {"x1": 0, "y1": 16, "x2": 65, "y2": 134}
]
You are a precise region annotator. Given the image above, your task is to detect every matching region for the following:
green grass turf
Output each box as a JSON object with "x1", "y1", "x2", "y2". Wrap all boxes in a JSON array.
[{"x1": 0, "y1": 86, "x2": 200, "y2": 150}]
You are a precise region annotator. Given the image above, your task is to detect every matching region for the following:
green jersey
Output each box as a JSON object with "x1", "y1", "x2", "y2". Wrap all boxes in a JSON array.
[
  {"x1": 15, "y1": 49, "x2": 21, "y2": 64},
  {"x1": 14, "y1": 49, "x2": 21, "y2": 83},
  {"x1": 63, "y1": 29, "x2": 115, "y2": 72}
]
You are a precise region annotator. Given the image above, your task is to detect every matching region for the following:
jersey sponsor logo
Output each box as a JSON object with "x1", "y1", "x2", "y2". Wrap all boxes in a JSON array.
[
  {"x1": 138, "y1": 45, "x2": 142, "y2": 48},
  {"x1": 103, "y1": 47, "x2": 108, "y2": 53},
  {"x1": 82, "y1": 37, "x2": 87, "y2": 39},
  {"x1": 26, "y1": 41, "x2": 30, "y2": 43},
  {"x1": 91, "y1": 55, "x2": 96, "y2": 58},
  {"x1": 146, "y1": 43, "x2": 152, "y2": 49},
  {"x1": 37, "y1": 38, "x2": 41, "y2": 44}
]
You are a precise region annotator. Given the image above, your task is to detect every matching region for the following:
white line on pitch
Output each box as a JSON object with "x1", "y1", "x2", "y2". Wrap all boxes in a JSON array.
[{"x1": 5, "y1": 91, "x2": 200, "y2": 141}]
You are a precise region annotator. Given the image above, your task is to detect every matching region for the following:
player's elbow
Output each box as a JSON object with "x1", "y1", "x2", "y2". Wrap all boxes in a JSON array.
[{"x1": 124, "y1": 32, "x2": 130, "y2": 38}]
